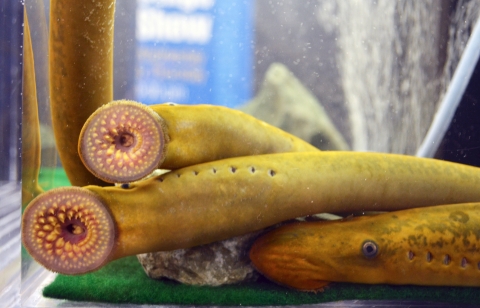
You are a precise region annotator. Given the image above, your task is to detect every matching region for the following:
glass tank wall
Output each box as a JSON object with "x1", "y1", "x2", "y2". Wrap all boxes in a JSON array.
[
  {"x1": 0, "y1": 0, "x2": 22, "y2": 307},
  {"x1": 2, "y1": 0, "x2": 480, "y2": 307}
]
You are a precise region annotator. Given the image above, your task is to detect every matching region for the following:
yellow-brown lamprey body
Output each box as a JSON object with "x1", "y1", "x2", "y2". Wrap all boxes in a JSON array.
[
  {"x1": 250, "y1": 203, "x2": 480, "y2": 291},
  {"x1": 22, "y1": 152, "x2": 480, "y2": 275},
  {"x1": 49, "y1": 0, "x2": 116, "y2": 186},
  {"x1": 22, "y1": 8, "x2": 43, "y2": 207},
  {"x1": 78, "y1": 100, "x2": 319, "y2": 183}
]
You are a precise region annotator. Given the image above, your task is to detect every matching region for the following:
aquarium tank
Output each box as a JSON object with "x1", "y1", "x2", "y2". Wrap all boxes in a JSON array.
[{"x1": 1, "y1": 0, "x2": 480, "y2": 307}]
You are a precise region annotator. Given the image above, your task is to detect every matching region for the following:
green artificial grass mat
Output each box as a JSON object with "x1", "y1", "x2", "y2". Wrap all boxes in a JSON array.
[
  {"x1": 38, "y1": 168, "x2": 480, "y2": 306},
  {"x1": 38, "y1": 166, "x2": 71, "y2": 190},
  {"x1": 43, "y1": 256, "x2": 480, "y2": 306}
]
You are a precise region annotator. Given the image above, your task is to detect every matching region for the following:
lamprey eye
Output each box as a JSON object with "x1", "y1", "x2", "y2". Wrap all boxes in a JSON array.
[{"x1": 362, "y1": 240, "x2": 378, "y2": 258}]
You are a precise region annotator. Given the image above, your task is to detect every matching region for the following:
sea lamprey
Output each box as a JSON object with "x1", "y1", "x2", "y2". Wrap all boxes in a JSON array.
[
  {"x1": 49, "y1": 0, "x2": 116, "y2": 186},
  {"x1": 250, "y1": 202, "x2": 480, "y2": 291},
  {"x1": 78, "y1": 100, "x2": 319, "y2": 183},
  {"x1": 22, "y1": 151, "x2": 480, "y2": 275}
]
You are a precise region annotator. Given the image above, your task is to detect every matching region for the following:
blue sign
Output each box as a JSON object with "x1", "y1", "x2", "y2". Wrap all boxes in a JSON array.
[{"x1": 135, "y1": 0, "x2": 254, "y2": 108}]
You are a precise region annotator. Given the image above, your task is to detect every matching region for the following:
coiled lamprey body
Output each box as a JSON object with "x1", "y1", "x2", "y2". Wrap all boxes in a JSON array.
[
  {"x1": 79, "y1": 100, "x2": 318, "y2": 183},
  {"x1": 23, "y1": 152, "x2": 480, "y2": 274}
]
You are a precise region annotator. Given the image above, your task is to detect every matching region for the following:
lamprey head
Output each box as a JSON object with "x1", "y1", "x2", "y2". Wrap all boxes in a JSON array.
[
  {"x1": 250, "y1": 220, "x2": 383, "y2": 291},
  {"x1": 79, "y1": 100, "x2": 168, "y2": 183},
  {"x1": 250, "y1": 221, "x2": 334, "y2": 291},
  {"x1": 22, "y1": 187, "x2": 116, "y2": 275}
]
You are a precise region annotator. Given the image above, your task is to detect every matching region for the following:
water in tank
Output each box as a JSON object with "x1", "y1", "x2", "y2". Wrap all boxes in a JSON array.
[{"x1": 3, "y1": 0, "x2": 480, "y2": 307}]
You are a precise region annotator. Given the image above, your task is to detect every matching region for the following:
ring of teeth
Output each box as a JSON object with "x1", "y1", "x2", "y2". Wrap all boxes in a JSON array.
[
  {"x1": 81, "y1": 102, "x2": 165, "y2": 183},
  {"x1": 23, "y1": 188, "x2": 115, "y2": 274}
]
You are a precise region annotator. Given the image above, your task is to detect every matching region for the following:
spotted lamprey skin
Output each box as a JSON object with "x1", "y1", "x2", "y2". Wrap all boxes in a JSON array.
[
  {"x1": 79, "y1": 101, "x2": 168, "y2": 183},
  {"x1": 22, "y1": 187, "x2": 116, "y2": 275},
  {"x1": 250, "y1": 203, "x2": 480, "y2": 290}
]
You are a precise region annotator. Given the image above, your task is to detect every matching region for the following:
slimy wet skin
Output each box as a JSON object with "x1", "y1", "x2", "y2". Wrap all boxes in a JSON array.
[
  {"x1": 78, "y1": 100, "x2": 319, "y2": 183},
  {"x1": 49, "y1": 0, "x2": 116, "y2": 187},
  {"x1": 22, "y1": 151, "x2": 480, "y2": 275},
  {"x1": 250, "y1": 203, "x2": 480, "y2": 291}
]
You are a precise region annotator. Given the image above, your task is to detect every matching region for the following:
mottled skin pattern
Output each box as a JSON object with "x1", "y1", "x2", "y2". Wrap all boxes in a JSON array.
[
  {"x1": 22, "y1": 152, "x2": 480, "y2": 275},
  {"x1": 49, "y1": 0, "x2": 115, "y2": 186},
  {"x1": 250, "y1": 203, "x2": 480, "y2": 291},
  {"x1": 79, "y1": 100, "x2": 319, "y2": 183}
]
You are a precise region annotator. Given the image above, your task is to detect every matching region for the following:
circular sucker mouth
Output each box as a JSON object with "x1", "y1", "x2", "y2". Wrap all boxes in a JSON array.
[
  {"x1": 22, "y1": 187, "x2": 115, "y2": 275},
  {"x1": 78, "y1": 100, "x2": 167, "y2": 183}
]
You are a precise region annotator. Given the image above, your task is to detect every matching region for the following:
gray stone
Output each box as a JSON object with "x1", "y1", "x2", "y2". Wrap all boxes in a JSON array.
[{"x1": 137, "y1": 230, "x2": 264, "y2": 286}]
